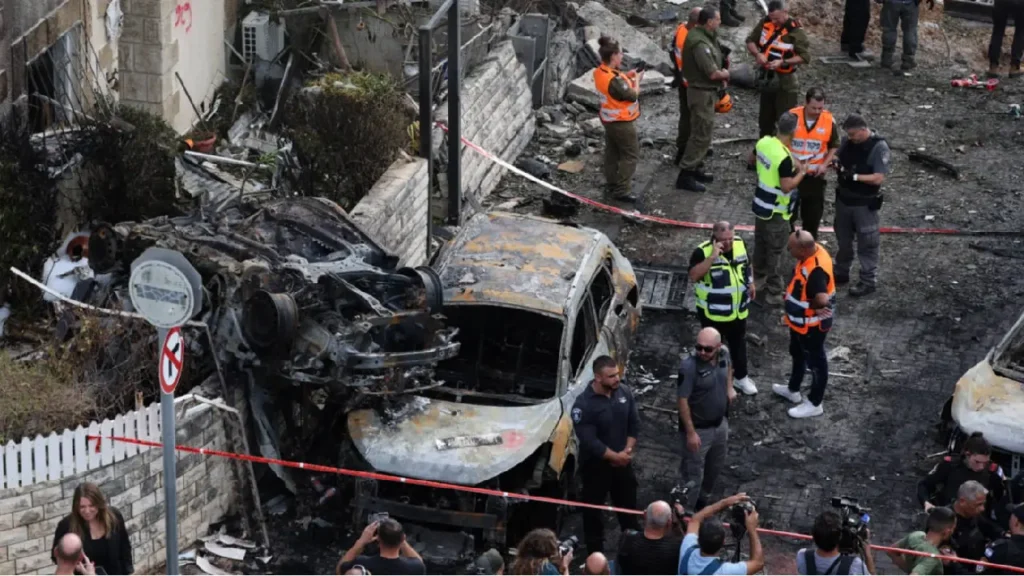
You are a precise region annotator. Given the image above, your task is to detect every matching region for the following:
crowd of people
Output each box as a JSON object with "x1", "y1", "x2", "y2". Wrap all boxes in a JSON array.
[{"x1": 573, "y1": 0, "x2": 1024, "y2": 574}]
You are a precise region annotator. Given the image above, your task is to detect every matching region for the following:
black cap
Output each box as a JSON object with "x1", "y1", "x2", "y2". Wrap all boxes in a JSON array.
[{"x1": 1012, "y1": 503, "x2": 1024, "y2": 523}]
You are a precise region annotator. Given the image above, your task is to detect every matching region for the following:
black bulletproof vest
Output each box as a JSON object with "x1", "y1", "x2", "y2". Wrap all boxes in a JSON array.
[{"x1": 837, "y1": 135, "x2": 883, "y2": 206}]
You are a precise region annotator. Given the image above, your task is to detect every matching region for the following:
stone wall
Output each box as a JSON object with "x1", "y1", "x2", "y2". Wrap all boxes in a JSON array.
[
  {"x1": 435, "y1": 40, "x2": 535, "y2": 219},
  {"x1": 0, "y1": 402, "x2": 237, "y2": 576},
  {"x1": 350, "y1": 155, "x2": 429, "y2": 267},
  {"x1": 119, "y1": 0, "x2": 225, "y2": 133}
]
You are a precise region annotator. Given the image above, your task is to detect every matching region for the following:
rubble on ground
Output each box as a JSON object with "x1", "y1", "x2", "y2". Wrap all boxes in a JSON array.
[{"x1": 574, "y1": 1, "x2": 674, "y2": 75}]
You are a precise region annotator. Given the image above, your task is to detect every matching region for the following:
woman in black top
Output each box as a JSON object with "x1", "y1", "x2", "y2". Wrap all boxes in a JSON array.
[{"x1": 52, "y1": 482, "x2": 134, "y2": 575}]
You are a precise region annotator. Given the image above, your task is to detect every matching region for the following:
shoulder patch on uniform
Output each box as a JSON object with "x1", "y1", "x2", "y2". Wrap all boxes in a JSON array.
[
  {"x1": 704, "y1": 46, "x2": 711, "y2": 55},
  {"x1": 881, "y1": 149, "x2": 891, "y2": 166},
  {"x1": 571, "y1": 407, "x2": 582, "y2": 423},
  {"x1": 789, "y1": 19, "x2": 802, "y2": 28},
  {"x1": 984, "y1": 546, "x2": 994, "y2": 558},
  {"x1": 943, "y1": 455, "x2": 953, "y2": 462}
]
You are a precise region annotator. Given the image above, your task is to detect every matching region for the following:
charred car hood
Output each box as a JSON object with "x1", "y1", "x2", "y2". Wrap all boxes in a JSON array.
[{"x1": 347, "y1": 397, "x2": 562, "y2": 485}]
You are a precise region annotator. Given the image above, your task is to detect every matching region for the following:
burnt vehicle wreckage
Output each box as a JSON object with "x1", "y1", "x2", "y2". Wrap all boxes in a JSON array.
[{"x1": 56, "y1": 197, "x2": 640, "y2": 562}]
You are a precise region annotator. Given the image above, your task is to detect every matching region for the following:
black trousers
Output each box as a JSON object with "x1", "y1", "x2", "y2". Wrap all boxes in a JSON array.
[
  {"x1": 841, "y1": 0, "x2": 871, "y2": 54},
  {"x1": 787, "y1": 328, "x2": 829, "y2": 406},
  {"x1": 989, "y1": 0, "x2": 1024, "y2": 67},
  {"x1": 580, "y1": 462, "x2": 639, "y2": 553},
  {"x1": 796, "y1": 176, "x2": 828, "y2": 239},
  {"x1": 698, "y1": 315, "x2": 749, "y2": 380}
]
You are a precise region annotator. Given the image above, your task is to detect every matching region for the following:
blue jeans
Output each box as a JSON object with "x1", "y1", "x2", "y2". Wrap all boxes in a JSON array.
[{"x1": 788, "y1": 328, "x2": 829, "y2": 406}]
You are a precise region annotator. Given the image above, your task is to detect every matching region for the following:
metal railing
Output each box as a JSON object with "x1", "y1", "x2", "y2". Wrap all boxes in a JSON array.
[{"x1": 418, "y1": 0, "x2": 464, "y2": 237}]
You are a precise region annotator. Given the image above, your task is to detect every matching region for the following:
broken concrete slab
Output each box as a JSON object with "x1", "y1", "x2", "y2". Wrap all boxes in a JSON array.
[
  {"x1": 566, "y1": 68, "x2": 668, "y2": 110},
  {"x1": 545, "y1": 30, "x2": 583, "y2": 105},
  {"x1": 575, "y1": 2, "x2": 673, "y2": 75}
]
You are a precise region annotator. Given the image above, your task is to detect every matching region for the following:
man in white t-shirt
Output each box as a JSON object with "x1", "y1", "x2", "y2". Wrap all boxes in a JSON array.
[{"x1": 678, "y1": 493, "x2": 764, "y2": 575}]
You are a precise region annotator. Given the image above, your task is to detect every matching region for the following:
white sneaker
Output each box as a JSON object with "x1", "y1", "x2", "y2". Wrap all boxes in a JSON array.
[
  {"x1": 734, "y1": 376, "x2": 757, "y2": 395},
  {"x1": 788, "y1": 400, "x2": 824, "y2": 419},
  {"x1": 772, "y1": 384, "x2": 802, "y2": 403}
]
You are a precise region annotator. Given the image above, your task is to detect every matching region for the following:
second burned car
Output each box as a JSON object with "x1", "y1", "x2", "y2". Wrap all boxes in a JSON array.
[{"x1": 342, "y1": 212, "x2": 642, "y2": 561}]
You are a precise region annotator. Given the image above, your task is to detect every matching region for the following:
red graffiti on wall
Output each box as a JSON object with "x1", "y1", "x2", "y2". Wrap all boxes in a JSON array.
[{"x1": 175, "y1": 1, "x2": 193, "y2": 33}]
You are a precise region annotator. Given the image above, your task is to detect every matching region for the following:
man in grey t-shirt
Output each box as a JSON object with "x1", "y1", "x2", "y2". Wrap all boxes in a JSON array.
[
  {"x1": 677, "y1": 327, "x2": 735, "y2": 509},
  {"x1": 833, "y1": 113, "x2": 891, "y2": 297}
]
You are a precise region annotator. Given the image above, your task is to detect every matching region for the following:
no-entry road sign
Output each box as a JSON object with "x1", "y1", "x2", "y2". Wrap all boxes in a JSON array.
[{"x1": 160, "y1": 327, "x2": 184, "y2": 394}]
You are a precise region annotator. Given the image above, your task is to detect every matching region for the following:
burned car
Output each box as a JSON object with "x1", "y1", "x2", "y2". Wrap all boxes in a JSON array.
[
  {"x1": 944, "y1": 308, "x2": 1024, "y2": 499},
  {"x1": 343, "y1": 212, "x2": 641, "y2": 559},
  {"x1": 68, "y1": 197, "x2": 460, "y2": 492}
]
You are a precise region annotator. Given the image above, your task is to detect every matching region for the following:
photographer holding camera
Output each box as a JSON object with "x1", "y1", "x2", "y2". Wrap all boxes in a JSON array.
[
  {"x1": 509, "y1": 529, "x2": 573, "y2": 576},
  {"x1": 796, "y1": 511, "x2": 875, "y2": 575},
  {"x1": 335, "y1": 520, "x2": 426, "y2": 575},
  {"x1": 678, "y1": 493, "x2": 764, "y2": 575}
]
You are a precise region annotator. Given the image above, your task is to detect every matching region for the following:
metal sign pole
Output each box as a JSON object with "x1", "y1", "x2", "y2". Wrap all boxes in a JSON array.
[{"x1": 159, "y1": 327, "x2": 179, "y2": 575}]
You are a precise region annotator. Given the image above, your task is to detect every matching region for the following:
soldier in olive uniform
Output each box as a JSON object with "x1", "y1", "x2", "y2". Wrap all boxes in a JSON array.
[
  {"x1": 676, "y1": 7, "x2": 730, "y2": 193},
  {"x1": 594, "y1": 36, "x2": 643, "y2": 202},
  {"x1": 745, "y1": 1, "x2": 810, "y2": 167}
]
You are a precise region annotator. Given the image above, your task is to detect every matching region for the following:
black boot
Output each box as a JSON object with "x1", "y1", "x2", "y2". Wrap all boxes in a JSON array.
[
  {"x1": 673, "y1": 149, "x2": 684, "y2": 165},
  {"x1": 676, "y1": 170, "x2": 706, "y2": 192}
]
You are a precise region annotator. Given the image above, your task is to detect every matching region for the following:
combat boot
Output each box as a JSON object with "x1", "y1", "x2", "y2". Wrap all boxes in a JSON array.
[
  {"x1": 721, "y1": 11, "x2": 742, "y2": 27},
  {"x1": 675, "y1": 170, "x2": 706, "y2": 192}
]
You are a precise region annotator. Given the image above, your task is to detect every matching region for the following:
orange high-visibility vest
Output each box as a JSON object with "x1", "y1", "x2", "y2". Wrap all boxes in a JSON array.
[
  {"x1": 594, "y1": 64, "x2": 640, "y2": 123},
  {"x1": 784, "y1": 244, "x2": 836, "y2": 334},
  {"x1": 757, "y1": 20, "x2": 798, "y2": 74},
  {"x1": 789, "y1": 106, "x2": 834, "y2": 168},
  {"x1": 672, "y1": 24, "x2": 689, "y2": 72}
]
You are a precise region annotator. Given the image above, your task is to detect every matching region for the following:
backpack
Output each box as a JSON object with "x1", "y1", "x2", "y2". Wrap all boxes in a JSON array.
[
  {"x1": 802, "y1": 549, "x2": 856, "y2": 575},
  {"x1": 679, "y1": 545, "x2": 724, "y2": 575}
]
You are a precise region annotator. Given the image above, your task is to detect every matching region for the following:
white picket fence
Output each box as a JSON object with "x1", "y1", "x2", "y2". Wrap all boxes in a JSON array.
[{"x1": 0, "y1": 402, "x2": 164, "y2": 491}]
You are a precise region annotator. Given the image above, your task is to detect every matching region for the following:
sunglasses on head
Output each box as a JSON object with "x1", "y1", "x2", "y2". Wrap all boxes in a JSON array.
[{"x1": 695, "y1": 344, "x2": 717, "y2": 353}]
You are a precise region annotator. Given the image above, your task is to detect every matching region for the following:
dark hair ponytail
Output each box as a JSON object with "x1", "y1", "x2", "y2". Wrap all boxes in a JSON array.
[
  {"x1": 598, "y1": 36, "x2": 620, "y2": 64},
  {"x1": 962, "y1": 432, "x2": 991, "y2": 456}
]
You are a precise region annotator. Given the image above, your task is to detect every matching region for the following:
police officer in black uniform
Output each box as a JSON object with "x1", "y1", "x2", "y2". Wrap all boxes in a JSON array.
[
  {"x1": 918, "y1": 432, "x2": 1008, "y2": 524},
  {"x1": 571, "y1": 355, "x2": 640, "y2": 554},
  {"x1": 982, "y1": 504, "x2": 1024, "y2": 574}
]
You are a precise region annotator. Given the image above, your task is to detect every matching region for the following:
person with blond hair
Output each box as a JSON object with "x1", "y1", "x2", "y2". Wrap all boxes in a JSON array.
[{"x1": 52, "y1": 483, "x2": 133, "y2": 575}]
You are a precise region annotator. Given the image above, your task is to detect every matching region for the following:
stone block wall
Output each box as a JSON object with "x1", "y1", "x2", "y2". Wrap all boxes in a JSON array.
[
  {"x1": 350, "y1": 155, "x2": 430, "y2": 267},
  {"x1": 0, "y1": 403, "x2": 237, "y2": 575},
  {"x1": 435, "y1": 40, "x2": 535, "y2": 219}
]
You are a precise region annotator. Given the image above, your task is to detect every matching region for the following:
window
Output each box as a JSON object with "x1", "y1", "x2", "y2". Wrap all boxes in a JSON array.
[
  {"x1": 589, "y1": 266, "x2": 614, "y2": 322},
  {"x1": 569, "y1": 295, "x2": 598, "y2": 378}
]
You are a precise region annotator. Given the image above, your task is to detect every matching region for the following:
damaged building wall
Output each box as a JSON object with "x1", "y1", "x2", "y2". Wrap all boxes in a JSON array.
[
  {"x1": 1, "y1": 0, "x2": 119, "y2": 114},
  {"x1": 435, "y1": 40, "x2": 534, "y2": 218},
  {"x1": 349, "y1": 155, "x2": 429, "y2": 267},
  {"x1": 0, "y1": 403, "x2": 238, "y2": 575},
  {"x1": 120, "y1": 0, "x2": 225, "y2": 133}
]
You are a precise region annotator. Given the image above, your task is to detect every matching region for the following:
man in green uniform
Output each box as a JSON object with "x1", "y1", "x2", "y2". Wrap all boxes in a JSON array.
[
  {"x1": 745, "y1": 1, "x2": 810, "y2": 168},
  {"x1": 676, "y1": 7, "x2": 730, "y2": 193},
  {"x1": 752, "y1": 111, "x2": 805, "y2": 304}
]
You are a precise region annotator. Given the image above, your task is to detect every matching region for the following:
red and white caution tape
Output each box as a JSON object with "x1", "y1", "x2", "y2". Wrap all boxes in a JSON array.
[
  {"x1": 90, "y1": 434, "x2": 1024, "y2": 573},
  {"x1": 437, "y1": 122, "x2": 1003, "y2": 236}
]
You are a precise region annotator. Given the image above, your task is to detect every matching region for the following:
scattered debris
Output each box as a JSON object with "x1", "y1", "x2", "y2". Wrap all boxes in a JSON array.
[
  {"x1": 575, "y1": 2, "x2": 674, "y2": 74},
  {"x1": 516, "y1": 157, "x2": 552, "y2": 180},
  {"x1": 908, "y1": 150, "x2": 961, "y2": 178},
  {"x1": 827, "y1": 346, "x2": 851, "y2": 362},
  {"x1": 950, "y1": 74, "x2": 998, "y2": 91},
  {"x1": 204, "y1": 541, "x2": 247, "y2": 562},
  {"x1": 196, "y1": 555, "x2": 230, "y2": 576},
  {"x1": 558, "y1": 160, "x2": 586, "y2": 174}
]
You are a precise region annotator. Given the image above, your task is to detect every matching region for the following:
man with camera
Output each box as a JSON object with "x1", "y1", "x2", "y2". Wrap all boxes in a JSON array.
[
  {"x1": 335, "y1": 519, "x2": 426, "y2": 575},
  {"x1": 617, "y1": 500, "x2": 685, "y2": 574},
  {"x1": 796, "y1": 511, "x2": 875, "y2": 575},
  {"x1": 678, "y1": 493, "x2": 764, "y2": 575}
]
